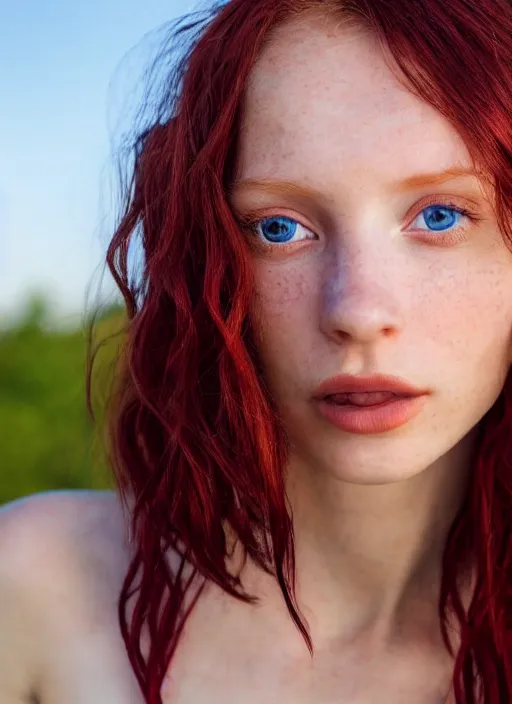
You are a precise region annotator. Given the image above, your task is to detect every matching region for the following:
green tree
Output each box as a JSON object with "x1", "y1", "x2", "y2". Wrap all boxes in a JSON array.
[{"x1": 0, "y1": 295, "x2": 124, "y2": 505}]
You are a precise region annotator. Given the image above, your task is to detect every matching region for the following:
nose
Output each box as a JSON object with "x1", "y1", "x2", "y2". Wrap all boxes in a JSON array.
[{"x1": 319, "y1": 245, "x2": 403, "y2": 345}]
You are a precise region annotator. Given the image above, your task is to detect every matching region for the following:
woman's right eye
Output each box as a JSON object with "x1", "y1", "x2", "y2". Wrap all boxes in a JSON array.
[{"x1": 249, "y1": 215, "x2": 316, "y2": 245}]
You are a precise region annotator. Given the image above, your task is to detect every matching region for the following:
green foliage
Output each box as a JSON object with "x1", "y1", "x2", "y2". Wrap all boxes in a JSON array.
[{"x1": 0, "y1": 295, "x2": 125, "y2": 505}]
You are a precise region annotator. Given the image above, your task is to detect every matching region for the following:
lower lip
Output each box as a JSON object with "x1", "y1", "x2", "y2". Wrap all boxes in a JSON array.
[{"x1": 314, "y1": 395, "x2": 428, "y2": 434}]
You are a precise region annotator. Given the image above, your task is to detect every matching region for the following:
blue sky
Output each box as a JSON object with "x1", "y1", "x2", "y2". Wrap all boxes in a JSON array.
[{"x1": 0, "y1": 0, "x2": 201, "y2": 324}]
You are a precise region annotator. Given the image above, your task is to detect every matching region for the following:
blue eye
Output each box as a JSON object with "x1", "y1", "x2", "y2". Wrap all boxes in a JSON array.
[
  {"x1": 247, "y1": 204, "x2": 473, "y2": 247},
  {"x1": 414, "y1": 205, "x2": 466, "y2": 232},
  {"x1": 257, "y1": 216, "x2": 306, "y2": 243}
]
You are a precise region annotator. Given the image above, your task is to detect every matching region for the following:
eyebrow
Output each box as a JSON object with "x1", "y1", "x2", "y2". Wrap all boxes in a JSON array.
[
  {"x1": 231, "y1": 167, "x2": 483, "y2": 201},
  {"x1": 393, "y1": 166, "x2": 483, "y2": 193},
  {"x1": 230, "y1": 179, "x2": 326, "y2": 203}
]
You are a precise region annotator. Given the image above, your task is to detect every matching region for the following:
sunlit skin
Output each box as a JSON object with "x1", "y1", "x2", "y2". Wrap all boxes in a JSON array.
[{"x1": 226, "y1": 11, "x2": 512, "y2": 698}]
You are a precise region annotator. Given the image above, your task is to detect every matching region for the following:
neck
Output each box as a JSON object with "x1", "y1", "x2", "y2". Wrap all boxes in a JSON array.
[{"x1": 282, "y1": 428, "x2": 477, "y2": 653}]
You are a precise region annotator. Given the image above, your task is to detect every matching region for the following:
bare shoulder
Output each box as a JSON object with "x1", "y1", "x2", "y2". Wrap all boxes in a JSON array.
[
  {"x1": 0, "y1": 490, "x2": 137, "y2": 703},
  {"x1": 0, "y1": 488, "x2": 128, "y2": 542},
  {"x1": 0, "y1": 489, "x2": 132, "y2": 590}
]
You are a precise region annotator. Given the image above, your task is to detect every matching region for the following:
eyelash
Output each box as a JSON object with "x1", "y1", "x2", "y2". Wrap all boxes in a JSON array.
[{"x1": 239, "y1": 199, "x2": 482, "y2": 251}]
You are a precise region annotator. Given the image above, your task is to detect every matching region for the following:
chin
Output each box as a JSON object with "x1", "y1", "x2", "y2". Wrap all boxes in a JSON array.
[
  {"x1": 289, "y1": 426, "x2": 445, "y2": 487},
  {"x1": 318, "y1": 454, "x2": 418, "y2": 485},
  {"x1": 326, "y1": 464, "x2": 420, "y2": 486}
]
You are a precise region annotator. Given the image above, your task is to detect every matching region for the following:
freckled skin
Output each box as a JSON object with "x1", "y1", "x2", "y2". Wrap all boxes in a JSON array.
[{"x1": 234, "y1": 15, "x2": 512, "y2": 487}]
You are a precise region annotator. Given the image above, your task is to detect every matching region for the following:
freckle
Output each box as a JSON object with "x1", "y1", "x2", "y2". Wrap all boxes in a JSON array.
[{"x1": 274, "y1": 271, "x2": 307, "y2": 303}]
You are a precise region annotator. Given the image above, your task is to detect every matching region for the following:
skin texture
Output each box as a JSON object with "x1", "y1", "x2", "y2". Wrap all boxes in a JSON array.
[
  {"x1": 0, "y1": 491, "x2": 142, "y2": 704},
  {"x1": 1, "y1": 12, "x2": 511, "y2": 704}
]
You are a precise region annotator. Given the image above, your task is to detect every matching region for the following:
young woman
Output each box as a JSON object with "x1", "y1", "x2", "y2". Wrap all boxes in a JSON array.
[{"x1": 1, "y1": 0, "x2": 512, "y2": 702}]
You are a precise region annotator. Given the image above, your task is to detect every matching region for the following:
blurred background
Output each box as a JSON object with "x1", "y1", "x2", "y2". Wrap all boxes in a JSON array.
[{"x1": 0, "y1": 0, "x2": 198, "y2": 504}]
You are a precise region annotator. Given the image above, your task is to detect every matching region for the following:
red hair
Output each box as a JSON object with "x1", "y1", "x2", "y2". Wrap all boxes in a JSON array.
[{"x1": 89, "y1": 0, "x2": 512, "y2": 701}]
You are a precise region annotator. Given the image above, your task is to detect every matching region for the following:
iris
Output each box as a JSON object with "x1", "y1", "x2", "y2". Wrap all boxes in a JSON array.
[
  {"x1": 260, "y1": 216, "x2": 297, "y2": 242},
  {"x1": 422, "y1": 205, "x2": 460, "y2": 231}
]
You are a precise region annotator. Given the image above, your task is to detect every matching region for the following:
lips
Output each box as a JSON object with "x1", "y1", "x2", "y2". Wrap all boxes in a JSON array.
[
  {"x1": 316, "y1": 393, "x2": 428, "y2": 434},
  {"x1": 313, "y1": 373, "x2": 428, "y2": 401},
  {"x1": 312, "y1": 374, "x2": 429, "y2": 434}
]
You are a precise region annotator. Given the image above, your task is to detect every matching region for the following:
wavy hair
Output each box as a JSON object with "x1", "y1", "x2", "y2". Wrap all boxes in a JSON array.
[{"x1": 88, "y1": 0, "x2": 512, "y2": 701}]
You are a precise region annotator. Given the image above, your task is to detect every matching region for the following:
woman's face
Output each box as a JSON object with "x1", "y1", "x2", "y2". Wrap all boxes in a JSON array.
[{"x1": 231, "y1": 14, "x2": 512, "y2": 484}]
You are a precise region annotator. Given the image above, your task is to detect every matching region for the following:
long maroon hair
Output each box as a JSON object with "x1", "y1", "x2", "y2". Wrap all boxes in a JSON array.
[{"x1": 88, "y1": 0, "x2": 512, "y2": 701}]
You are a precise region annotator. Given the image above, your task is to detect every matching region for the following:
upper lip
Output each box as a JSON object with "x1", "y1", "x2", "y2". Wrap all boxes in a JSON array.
[{"x1": 313, "y1": 374, "x2": 429, "y2": 400}]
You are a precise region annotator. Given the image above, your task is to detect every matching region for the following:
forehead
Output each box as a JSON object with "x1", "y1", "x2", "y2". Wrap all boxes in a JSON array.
[{"x1": 237, "y1": 14, "x2": 472, "y2": 187}]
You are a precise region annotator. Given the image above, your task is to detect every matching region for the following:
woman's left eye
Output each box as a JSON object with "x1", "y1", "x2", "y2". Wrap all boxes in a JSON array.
[{"x1": 410, "y1": 204, "x2": 471, "y2": 233}]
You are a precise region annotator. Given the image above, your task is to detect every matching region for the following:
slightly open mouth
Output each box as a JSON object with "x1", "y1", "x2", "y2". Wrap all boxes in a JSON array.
[{"x1": 324, "y1": 392, "x2": 407, "y2": 407}]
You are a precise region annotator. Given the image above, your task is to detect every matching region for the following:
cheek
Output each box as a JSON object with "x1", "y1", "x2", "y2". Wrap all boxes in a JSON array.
[
  {"x1": 253, "y1": 264, "x2": 309, "y2": 308},
  {"x1": 249, "y1": 264, "x2": 315, "y2": 368},
  {"x1": 409, "y1": 263, "x2": 512, "y2": 410},
  {"x1": 415, "y1": 264, "x2": 512, "y2": 358},
  {"x1": 250, "y1": 262, "x2": 310, "y2": 330}
]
